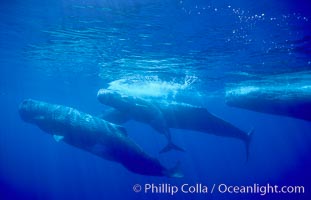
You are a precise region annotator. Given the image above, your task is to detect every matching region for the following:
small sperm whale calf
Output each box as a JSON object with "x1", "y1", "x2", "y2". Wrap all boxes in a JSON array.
[{"x1": 19, "y1": 99, "x2": 182, "y2": 178}]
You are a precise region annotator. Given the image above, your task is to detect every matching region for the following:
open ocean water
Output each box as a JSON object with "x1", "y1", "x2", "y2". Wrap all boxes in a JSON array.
[{"x1": 1, "y1": 0, "x2": 311, "y2": 199}]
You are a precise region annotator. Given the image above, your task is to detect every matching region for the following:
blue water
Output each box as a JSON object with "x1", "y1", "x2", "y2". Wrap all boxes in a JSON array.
[{"x1": 1, "y1": 0, "x2": 311, "y2": 199}]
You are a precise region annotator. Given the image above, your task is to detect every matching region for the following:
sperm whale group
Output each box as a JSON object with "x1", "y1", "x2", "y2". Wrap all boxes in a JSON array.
[{"x1": 19, "y1": 83, "x2": 257, "y2": 178}]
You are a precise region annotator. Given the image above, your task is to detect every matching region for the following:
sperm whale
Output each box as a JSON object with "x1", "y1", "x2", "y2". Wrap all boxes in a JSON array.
[{"x1": 19, "y1": 99, "x2": 183, "y2": 178}]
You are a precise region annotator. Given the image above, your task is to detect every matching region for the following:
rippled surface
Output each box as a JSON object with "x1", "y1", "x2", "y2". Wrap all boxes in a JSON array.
[{"x1": 2, "y1": 0, "x2": 309, "y2": 94}]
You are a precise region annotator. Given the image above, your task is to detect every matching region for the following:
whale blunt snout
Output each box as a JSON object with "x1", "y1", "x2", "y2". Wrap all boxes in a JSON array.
[
  {"x1": 97, "y1": 89, "x2": 117, "y2": 104},
  {"x1": 19, "y1": 99, "x2": 34, "y2": 122},
  {"x1": 19, "y1": 98, "x2": 32, "y2": 108},
  {"x1": 18, "y1": 99, "x2": 44, "y2": 122},
  {"x1": 97, "y1": 89, "x2": 114, "y2": 96}
]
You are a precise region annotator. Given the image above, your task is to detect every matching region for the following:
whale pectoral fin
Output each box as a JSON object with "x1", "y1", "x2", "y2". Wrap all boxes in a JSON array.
[
  {"x1": 116, "y1": 125, "x2": 127, "y2": 136},
  {"x1": 53, "y1": 135, "x2": 64, "y2": 142}
]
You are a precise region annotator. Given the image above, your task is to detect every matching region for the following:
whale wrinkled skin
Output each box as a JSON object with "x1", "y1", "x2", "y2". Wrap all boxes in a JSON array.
[
  {"x1": 97, "y1": 89, "x2": 253, "y2": 160},
  {"x1": 19, "y1": 99, "x2": 182, "y2": 178}
]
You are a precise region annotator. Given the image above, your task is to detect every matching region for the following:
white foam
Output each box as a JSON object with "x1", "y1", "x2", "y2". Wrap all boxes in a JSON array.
[{"x1": 107, "y1": 75, "x2": 197, "y2": 99}]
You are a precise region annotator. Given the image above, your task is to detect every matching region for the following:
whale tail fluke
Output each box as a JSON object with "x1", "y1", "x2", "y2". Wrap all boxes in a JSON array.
[
  {"x1": 245, "y1": 128, "x2": 254, "y2": 162},
  {"x1": 159, "y1": 142, "x2": 185, "y2": 154},
  {"x1": 164, "y1": 161, "x2": 184, "y2": 178}
]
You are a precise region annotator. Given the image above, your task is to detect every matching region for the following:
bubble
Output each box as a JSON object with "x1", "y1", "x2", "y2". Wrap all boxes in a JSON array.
[{"x1": 107, "y1": 76, "x2": 198, "y2": 99}]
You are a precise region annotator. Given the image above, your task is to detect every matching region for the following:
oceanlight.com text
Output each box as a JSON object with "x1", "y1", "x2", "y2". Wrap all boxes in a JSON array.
[{"x1": 133, "y1": 183, "x2": 305, "y2": 196}]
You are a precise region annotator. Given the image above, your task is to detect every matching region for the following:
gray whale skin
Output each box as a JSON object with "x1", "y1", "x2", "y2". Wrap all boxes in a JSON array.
[{"x1": 19, "y1": 99, "x2": 182, "y2": 178}]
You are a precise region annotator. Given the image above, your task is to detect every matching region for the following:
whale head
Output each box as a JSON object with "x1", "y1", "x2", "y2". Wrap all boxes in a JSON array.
[
  {"x1": 19, "y1": 99, "x2": 46, "y2": 122},
  {"x1": 97, "y1": 89, "x2": 123, "y2": 107},
  {"x1": 18, "y1": 99, "x2": 59, "y2": 129},
  {"x1": 19, "y1": 99, "x2": 68, "y2": 136}
]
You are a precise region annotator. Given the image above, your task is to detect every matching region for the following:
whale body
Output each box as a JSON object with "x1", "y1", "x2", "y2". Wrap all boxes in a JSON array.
[
  {"x1": 225, "y1": 71, "x2": 311, "y2": 122},
  {"x1": 97, "y1": 89, "x2": 253, "y2": 160},
  {"x1": 97, "y1": 89, "x2": 185, "y2": 153},
  {"x1": 19, "y1": 99, "x2": 182, "y2": 178}
]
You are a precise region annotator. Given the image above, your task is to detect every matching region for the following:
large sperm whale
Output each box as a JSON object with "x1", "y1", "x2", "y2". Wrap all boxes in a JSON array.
[
  {"x1": 18, "y1": 99, "x2": 183, "y2": 178},
  {"x1": 97, "y1": 89, "x2": 254, "y2": 160},
  {"x1": 225, "y1": 71, "x2": 311, "y2": 122}
]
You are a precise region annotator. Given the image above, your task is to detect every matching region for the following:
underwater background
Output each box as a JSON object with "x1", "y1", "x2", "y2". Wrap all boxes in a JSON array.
[{"x1": 1, "y1": 0, "x2": 311, "y2": 199}]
